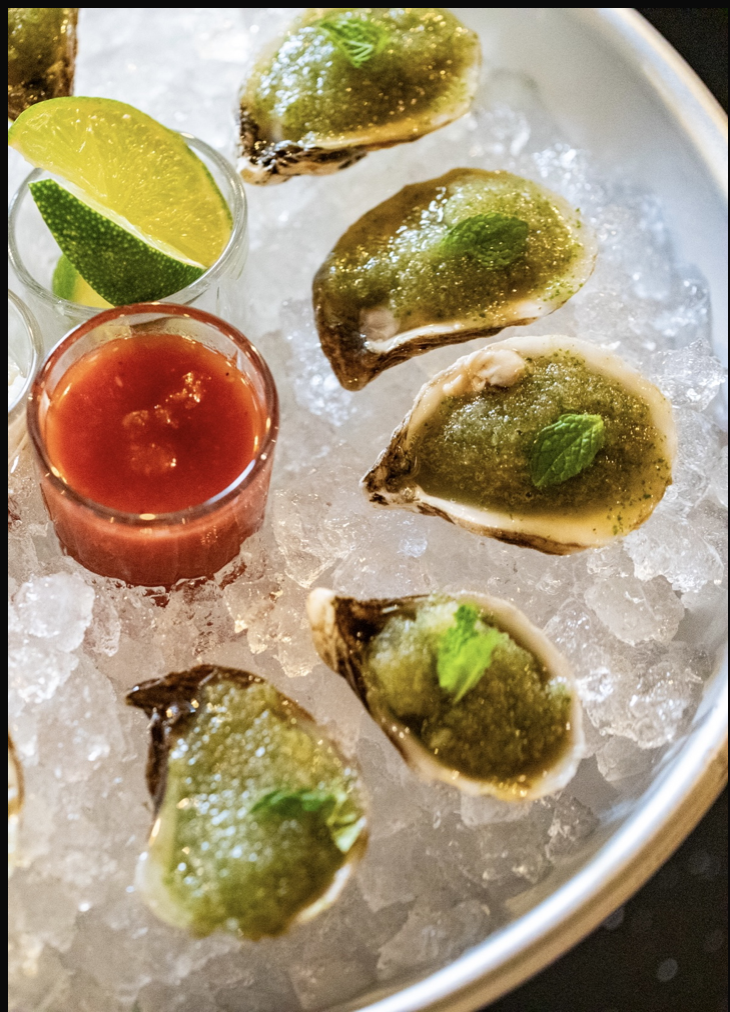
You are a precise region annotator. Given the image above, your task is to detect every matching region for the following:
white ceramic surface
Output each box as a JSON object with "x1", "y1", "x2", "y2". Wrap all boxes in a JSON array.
[{"x1": 340, "y1": 9, "x2": 728, "y2": 1011}]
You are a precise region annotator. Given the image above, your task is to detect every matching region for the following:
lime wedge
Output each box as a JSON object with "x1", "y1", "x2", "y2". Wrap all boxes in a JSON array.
[
  {"x1": 9, "y1": 97, "x2": 232, "y2": 267},
  {"x1": 31, "y1": 179, "x2": 205, "y2": 307},
  {"x1": 52, "y1": 254, "x2": 112, "y2": 309}
]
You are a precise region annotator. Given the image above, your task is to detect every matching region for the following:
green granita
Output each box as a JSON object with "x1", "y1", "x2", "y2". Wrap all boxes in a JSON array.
[
  {"x1": 243, "y1": 8, "x2": 480, "y2": 145},
  {"x1": 365, "y1": 597, "x2": 572, "y2": 785},
  {"x1": 412, "y1": 350, "x2": 671, "y2": 524},
  {"x1": 132, "y1": 672, "x2": 365, "y2": 940},
  {"x1": 317, "y1": 169, "x2": 583, "y2": 337}
]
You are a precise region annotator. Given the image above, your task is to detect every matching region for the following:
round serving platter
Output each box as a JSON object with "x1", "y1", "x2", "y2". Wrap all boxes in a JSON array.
[{"x1": 7, "y1": 8, "x2": 728, "y2": 1012}]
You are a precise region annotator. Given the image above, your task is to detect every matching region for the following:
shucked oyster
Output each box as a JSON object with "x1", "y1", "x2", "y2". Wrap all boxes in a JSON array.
[
  {"x1": 364, "y1": 335, "x2": 677, "y2": 553},
  {"x1": 8, "y1": 735, "x2": 23, "y2": 877},
  {"x1": 8, "y1": 8, "x2": 79, "y2": 121},
  {"x1": 308, "y1": 590, "x2": 583, "y2": 800},
  {"x1": 238, "y1": 9, "x2": 481, "y2": 184},
  {"x1": 313, "y1": 168, "x2": 596, "y2": 388},
  {"x1": 127, "y1": 666, "x2": 367, "y2": 939}
]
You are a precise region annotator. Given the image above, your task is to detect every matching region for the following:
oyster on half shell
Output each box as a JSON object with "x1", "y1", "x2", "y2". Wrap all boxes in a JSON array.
[
  {"x1": 313, "y1": 168, "x2": 596, "y2": 389},
  {"x1": 127, "y1": 665, "x2": 367, "y2": 940},
  {"x1": 238, "y1": 8, "x2": 481, "y2": 184},
  {"x1": 308, "y1": 589, "x2": 583, "y2": 801},
  {"x1": 363, "y1": 335, "x2": 677, "y2": 553},
  {"x1": 8, "y1": 8, "x2": 79, "y2": 121}
]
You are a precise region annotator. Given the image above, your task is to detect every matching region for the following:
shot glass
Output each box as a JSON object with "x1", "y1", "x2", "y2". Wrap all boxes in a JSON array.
[
  {"x1": 8, "y1": 134, "x2": 248, "y2": 351},
  {"x1": 8, "y1": 289, "x2": 42, "y2": 470},
  {"x1": 28, "y1": 304, "x2": 279, "y2": 587}
]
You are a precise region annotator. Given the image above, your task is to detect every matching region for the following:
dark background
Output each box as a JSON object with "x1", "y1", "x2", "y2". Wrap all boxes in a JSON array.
[{"x1": 484, "y1": 9, "x2": 728, "y2": 1012}]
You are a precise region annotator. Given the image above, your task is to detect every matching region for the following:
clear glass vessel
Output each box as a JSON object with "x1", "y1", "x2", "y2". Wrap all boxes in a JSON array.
[
  {"x1": 8, "y1": 289, "x2": 42, "y2": 470},
  {"x1": 8, "y1": 134, "x2": 248, "y2": 351},
  {"x1": 27, "y1": 303, "x2": 278, "y2": 587}
]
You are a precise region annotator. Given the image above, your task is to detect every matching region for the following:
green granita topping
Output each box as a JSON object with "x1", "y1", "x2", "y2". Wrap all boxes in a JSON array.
[
  {"x1": 243, "y1": 8, "x2": 480, "y2": 144},
  {"x1": 365, "y1": 597, "x2": 572, "y2": 784},
  {"x1": 412, "y1": 351, "x2": 671, "y2": 525},
  {"x1": 316, "y1": 169, "x2": 584, "y2": 338},
  {"x1": 148, "y1": 679, "x2": 365, "y2": 939}
]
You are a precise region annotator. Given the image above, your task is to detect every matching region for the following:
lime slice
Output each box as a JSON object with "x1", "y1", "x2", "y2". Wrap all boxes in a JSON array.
[
  {"x1": 8, "y1": 97, "x2": 232, "y2": 267},
  {"x1": 31, "y1": 179, "x2": 205, "y2": 307},
  {"x1": 52, "y1": 254, "x2": 112, "y2": 309}
]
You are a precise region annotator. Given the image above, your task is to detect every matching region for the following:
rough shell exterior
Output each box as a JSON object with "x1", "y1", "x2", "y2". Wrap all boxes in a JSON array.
[
  {"x1": 237, "y1": 9, "x2": 481, "y2": 185},
  {"x1": 126, "y1": 665, "x2": 369, "y2": 932},
  {"x1": 307, "y1": 588, "x2": 584, "y2": 801},
  {"x1": 362, "y1": 335, "x2": 677, "y2": 554}
]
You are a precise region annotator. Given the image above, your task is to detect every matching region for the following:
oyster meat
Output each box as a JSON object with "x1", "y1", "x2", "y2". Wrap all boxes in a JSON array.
[
  {"x1": 314, "y1": 168, "x2": 596, "y2": 388},
  {"x1": 8, "y1": 735, "x2": 23, "y2": 876},
  {"x1": 127, "y1": 665, "x2": 367, "y2": 939},
  {"x1": 308, "y1": 589, "x2": 583, "y2": 800},
  {"x1": 238, "y1": 8, "x2": 481, "y2": 184},
  {"x1": 8, "y1": 8, "x2": 79, "y2": 121},
  {"x1": 364, "y1": 335, "x2": 677, "y2": 553}
]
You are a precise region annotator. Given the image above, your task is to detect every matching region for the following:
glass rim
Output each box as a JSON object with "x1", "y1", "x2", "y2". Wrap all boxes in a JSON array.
[
  {"x1": 7, "y1": 133, "x2": 248, "y2": 319},
  {"x1": 8, "y1": 288, "x2": 43, "y2": 418},
  {"x1": 27, "y1": 302, "x2": 279, "y2": 527}
]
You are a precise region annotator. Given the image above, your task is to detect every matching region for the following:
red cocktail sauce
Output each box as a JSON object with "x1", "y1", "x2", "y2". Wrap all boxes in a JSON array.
[
  {"x1": 45, "y1": 333, "x2": 264, "y2": 514},
  {"x1": 34, "y1": 323, "x2": 277, "y2": 588}
]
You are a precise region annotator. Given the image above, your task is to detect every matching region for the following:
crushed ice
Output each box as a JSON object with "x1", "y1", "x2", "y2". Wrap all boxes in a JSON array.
[{"x1": 7, "y1": 8, "x2": 728, "y2": 1012}]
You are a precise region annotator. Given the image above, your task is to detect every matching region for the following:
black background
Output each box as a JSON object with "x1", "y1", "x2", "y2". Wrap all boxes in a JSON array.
[{"x1": 483, "y1": 10, "x2": 728, "y2": 1012}]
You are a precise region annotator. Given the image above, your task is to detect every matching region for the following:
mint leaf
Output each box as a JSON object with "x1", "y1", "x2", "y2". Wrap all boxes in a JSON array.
[
  {"x1": 251, "y1": 788, "x2": 365, "y2": 854},
  {"x1": 320, "y1": 15, "x2": 388, "y2": 68},
  {"x1": 251, "y1": 789, "x2": 335, "y2": 818},
  {"x1": 437, "y1": 605, "x2": 507, "y2": 703},
  {"x1": 530, "y1": 413, "x2": 606, "y2": 489},
  {"x1": 443, "y1": 212, "x2": 529, "y2": 269}
]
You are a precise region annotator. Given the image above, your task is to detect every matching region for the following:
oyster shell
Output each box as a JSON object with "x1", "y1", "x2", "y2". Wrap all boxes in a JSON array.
[
  {"x1": 363, "y1": 335, "x2": 677, "y2": 553},
  {"x1": 127, "y1": 665, "x2": 367, "y2": 939},
  {"x1": 313, "y1": 168, "x2": 596, "y2": 388},
  {"x1": 8, "y1": 8, "x2": 79, "y2": 121},
  {"x1": 307, "y1": 589, "x2": 583, "y2": 801},
  {"x1": 8, "y1": 735, "x2": 23, "y2": 877},
  {"x1": 238, "y1": 9, "x2": 481, "y2": 184}
]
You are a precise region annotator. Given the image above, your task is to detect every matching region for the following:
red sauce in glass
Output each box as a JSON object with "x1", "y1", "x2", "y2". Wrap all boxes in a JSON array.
[{"x1": 45, "y1": 333, "x2": 263, "y2": 514}]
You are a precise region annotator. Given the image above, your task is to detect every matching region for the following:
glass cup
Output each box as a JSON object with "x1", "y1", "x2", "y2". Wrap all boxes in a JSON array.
[
  {"x1": 27, "y1": 304, "x2": 279, "y2": 587},
  {"x1": 8, "y1": 134, "x2": 248, "y2": 351},
  {"x1": 8, "y1": 289, "x2": 42, "y2": 470}
]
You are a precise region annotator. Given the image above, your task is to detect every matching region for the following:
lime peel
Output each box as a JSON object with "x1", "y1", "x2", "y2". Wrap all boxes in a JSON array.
[
  {"x1": 52, "y1": 254, "x2": 112, "y2": 308},
  {"x1": 9, "y1": 96, "x2": 232, "y2": 267},
  {"x1": 31, "y1": 179, "x2": 205, "y2": 307}
]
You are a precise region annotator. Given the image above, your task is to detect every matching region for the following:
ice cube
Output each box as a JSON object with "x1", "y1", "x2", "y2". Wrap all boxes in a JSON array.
[
  {"x1": 652, "y1": 339, "x2": 726, "y2": 410},
  {"x1": 596, "y1": 735, "x2": 656, "y2": 783},
  {"x1": 585, "y1": 574, "x2": 684, "y2": 645},
  {"x1": 15, "y1": 573, "x2": 95, "y2": 652},
  {"x1": 624, "y1": 508, "x2": 724, "y2": 594},
  {"x1": 376, "y1": 895, "x2": 490, "y2": 977}
]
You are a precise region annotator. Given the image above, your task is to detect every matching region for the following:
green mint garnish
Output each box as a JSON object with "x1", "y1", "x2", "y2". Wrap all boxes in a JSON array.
[
  {"x1": 436, "y1": 604, "x2": 507, "y2": 703},
  {"x1": 252, "y1": 789, "x2": 365, "y2": 854},
  {"x1": 320, "y1": 15, "x2": 388, "y2": 68},
  {"x1": 530, "y1": 413, "x2": 606, "y2": 489},
  {"x1": 442, "y1": 212, "x2": 530, "y2": 269},
  {"x1": 251, "y1": 789, "x2": 334, "y2": 817}
]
